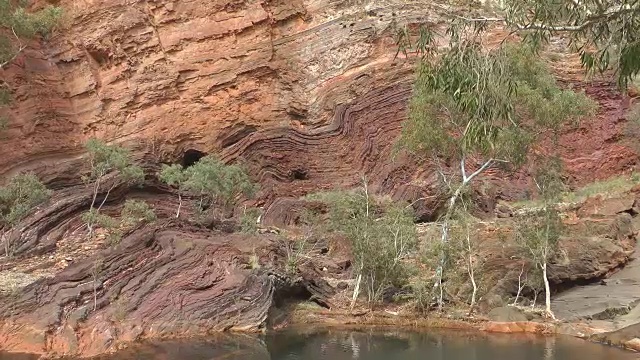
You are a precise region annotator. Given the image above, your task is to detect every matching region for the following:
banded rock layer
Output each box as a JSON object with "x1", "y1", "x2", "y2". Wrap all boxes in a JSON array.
[{"x1": 0, "y1": 0, "x2": 638, "y2": 357}]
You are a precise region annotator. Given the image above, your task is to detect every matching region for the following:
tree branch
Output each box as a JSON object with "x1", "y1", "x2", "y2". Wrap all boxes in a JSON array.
[
  {"x1": 448, "y1": 3, "x2": 639, "y2": 33},
  {"x1": 0, "y1": 28, "x2": 27, "y2": 69}
]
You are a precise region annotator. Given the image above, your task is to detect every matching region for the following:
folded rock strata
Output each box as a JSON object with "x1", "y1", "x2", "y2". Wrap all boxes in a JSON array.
[{"x1": 0, "y1": 0, "x2": 638, "y2": 357}]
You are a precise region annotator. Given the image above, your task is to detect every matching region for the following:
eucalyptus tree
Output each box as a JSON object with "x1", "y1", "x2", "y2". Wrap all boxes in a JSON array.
[
  {"x1": 158, "y1": 164, "x2": 187, "y2": 218},
  {"x1": 306, "y1": 183, "x2": 418, "y2": 306},
  {"x1": 515, "y1": 155, "x2": 565, "y2": 318},
  {"x1": 503, "y1": 0, "x2": 640, "y2": 89},
  {"x1": 0, "y1": 1, "x2": 63, "y2": 131},
  {"x1": 82, "y1": 139, "x2": 144, "y2": 236},
  {"x1": 396, "y1": 0, "x2": 640, "y2": 89},
  {"x1": 159, "y1": 155, "x2": 256, "y2": 220},
  {"x1": 0, "y1": 0, "x2": 62, "y2": 68},
  {"x1": 0, "y1": 173, "x2": 51, "y2": 256},
  {"x1": 399, "y1": 23, "x2": 594, "y2": 308}
]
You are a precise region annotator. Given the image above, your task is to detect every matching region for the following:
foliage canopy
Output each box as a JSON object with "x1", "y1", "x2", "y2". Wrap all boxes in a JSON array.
[
  {"x1": 401, "y1": 39, "x2": 595, "y2": 167},
  {"x1": 0, "y1": 173, "x2": 50, "y2": 256},
  {"x1": 181, "y1": 155, "x2": 256, "y2": 214},
  {"x1": 84, "y1": 139, "x2": 144, "y2": 186},
  {"x1": 502, "y1": 0, "x2": 640, "y2": 88},
  {"x1": 307, "y1": 188, "x2": 418, "y2": 303},
  {"x1": 0, "y1": 173, "x2": 50, "y2": 228}
]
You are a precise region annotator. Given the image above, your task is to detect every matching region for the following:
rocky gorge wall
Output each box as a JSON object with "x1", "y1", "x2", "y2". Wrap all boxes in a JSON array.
[
  {"x1": 1, "y1": 0, "x2": 636, "y2": 198},
  {"x1": 0, "y1": 0, "x2": 639, "y2": 357}
]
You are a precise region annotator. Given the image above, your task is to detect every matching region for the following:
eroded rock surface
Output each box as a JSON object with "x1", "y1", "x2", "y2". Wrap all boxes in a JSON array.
[
  {"x1": 0, "y1": 0, "x2": 639, "y2": 357},
  {"x1": 0, "y1": 220, "x2": 334, "y2": 356}
]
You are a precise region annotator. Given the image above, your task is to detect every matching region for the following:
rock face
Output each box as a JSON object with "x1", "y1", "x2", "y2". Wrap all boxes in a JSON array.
[
  {"x1": 0, "y1": 0, "x2": 636, "y2": 202},
  {"x1": 487, "y1": 307, "x2": 528, "y2": 322},
  {"x1": 0, "y1": 222, "x2": 273, "y2": 355},
  {"x1": 0, "y1": 0, "x2": 639, "y2": 357},
  {"x1": 0, "y1": 219, "x2": 334, "y2": 356}
]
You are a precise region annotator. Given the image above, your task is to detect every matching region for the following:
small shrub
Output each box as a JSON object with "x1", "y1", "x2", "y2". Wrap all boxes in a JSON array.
[
  {"x1": 307, "y1": 186, "x2": 418, "y2": 304},
  {"x1": 239, "y1": 207, "x2": 261, "y2": 234},
  {"x1": 82, "y1": 138, "x2": 144, "y2": 237},
  {"x1": 182, "y1": 155, "x2": 256, "y2": 217},
  {"x1": 276, "y1": 233, "x2": 318, "y2": 275},
  {"x1": 248, "y1": 252, "x2": 260, "y2": 270},
  {"x1": 0, "y1": 87, "x2": 10, "y2": 106},
  {"x1": 410, "y1": 279, "x2": 434, "y2": 313},
  {"x1": 0, "y1": 173, "x2": 51, "y2": 256},
  {"x1": 120, "y1": 199, "x2": 156, "y2": 228},
  {"x1": 82, "y1": 199, "x2": 155, "y2": 246}
]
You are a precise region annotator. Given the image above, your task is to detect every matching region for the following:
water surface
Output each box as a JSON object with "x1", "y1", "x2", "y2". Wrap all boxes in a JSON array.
[{"x1": 2, "y1": 329, "x2": 638, "y2": 359}]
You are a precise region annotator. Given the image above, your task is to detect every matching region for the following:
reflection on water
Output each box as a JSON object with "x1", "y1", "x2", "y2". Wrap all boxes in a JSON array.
[
  {"x1": 1, "y1": 329, "x2": 638, "y2": 360},
  {"x1": 265, "y1": 330, "x2": 639, "y2": 360}
]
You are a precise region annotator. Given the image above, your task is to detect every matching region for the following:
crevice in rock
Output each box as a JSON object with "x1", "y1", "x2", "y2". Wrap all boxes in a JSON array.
[
  {"x1": 289, "y1": 168, "x2": 309, "y2": 181},
  {"x1": 272, "y1": 279, "x2": 314, "y2": 308},
  {"x1": 182, "y1": 149, "x2": 207, "y2": 168}
]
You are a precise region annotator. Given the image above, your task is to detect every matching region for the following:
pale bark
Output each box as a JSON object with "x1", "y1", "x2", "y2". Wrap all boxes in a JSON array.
[
  {"x1": 433, "y1": 157, "x2": 499, "y2": 309},
  {"x1": 351, "y1": 272, "x2": 362, "y2": 310},
  {"x1": 465, "y1": 231, "x2": 477, "y2": 309},
  {"x1": 0, "y1": 28, "x2": 27, "y2": 69},
  {"x1": 176, "y1": 193, "x2": 182, "y2": 218},
  {"x1": 97, "y1": 182, "x2": 117, "y2": 212},
  {"x1": 542, "y1": 262, "x2": 555, "y2": 319},
  {"x1": 513, "y1": 262, "x2": 526, "y2": 305}
]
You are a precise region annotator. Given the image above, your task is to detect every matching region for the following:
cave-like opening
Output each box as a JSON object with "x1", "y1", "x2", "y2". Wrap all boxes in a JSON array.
[
  {"x1": 289, "y1": 168, "x2": 309, "y2": 181},
  {"x1": 182, "y1": 149, "x2": 207, "y2": 168}
]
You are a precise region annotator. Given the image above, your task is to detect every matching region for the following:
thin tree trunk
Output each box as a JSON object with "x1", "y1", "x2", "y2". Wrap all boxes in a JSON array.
[
  {"x1": 466, "y1": 232, "x2": 477, "y2": 310},
  {"x1": 87, "y1": 177, "x2": 102, "y2": 235},
  {"x1": 513, "y1": 262, "x2": 525, "y2": 305},
  {"x1": 433, "y1": 157, "x2": 497, "y2": 310},
  {"x1": 89, "y1": 177, "x2": 101, "y2": 211},
  {"x1": 542, "y1": 262, "x2": 555, "y2": 319},
  {"x1": 351, "y1": 272, "x2": 362, "y2": 310},
  {"x1": 176, "y1": 193, "x2": 182, "y2": 218},
  {"x1": 97, "y1": 182, "x2": 117, "y2": 212},
  {"x1": 531, "y1": 291, "x2": 538, "y2": 310}
]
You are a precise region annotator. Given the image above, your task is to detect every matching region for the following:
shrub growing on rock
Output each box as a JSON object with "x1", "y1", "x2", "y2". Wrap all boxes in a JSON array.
[
  {"x1": 0, "y1": 1, "x2": 63, "y2": 130},
  {"x1": 307, "y1": 183, "x2": 418, "y2": 305},
  {"x1": 83, "y1": 199, "x2": 156, "y2": 245},
  {"x1": 82, "y1": 139, "x2": 144, "y2": 236},
  {"x1": 0, "y1": 173, "x2": 51, "y2": 256},
  {"x1": 239, "y1": 207, "x2": 261, "y2": 234},
  {"x1": 120, "y1": 199, "x2": 156, "y2": 228},
  {"x1": 158, "y1": 164, "x2": 187, "y2": 218},
  {"x1": 159, "y1": 155, "x2": 256, "y2": 221}
]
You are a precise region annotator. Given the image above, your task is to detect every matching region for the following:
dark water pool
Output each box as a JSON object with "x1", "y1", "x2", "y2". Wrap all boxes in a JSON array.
[{"x1": 2, "y1": 329, "x2": 639, "y2": 360}]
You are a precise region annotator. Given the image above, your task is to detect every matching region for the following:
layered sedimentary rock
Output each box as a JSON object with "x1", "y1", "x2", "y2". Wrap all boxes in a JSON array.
[
  {"x1": 0, "y1": 0, "x2": 639, "y2": 357},
  {"x1": 1, "y1": 221, "x2": 273, "y2": 355}
]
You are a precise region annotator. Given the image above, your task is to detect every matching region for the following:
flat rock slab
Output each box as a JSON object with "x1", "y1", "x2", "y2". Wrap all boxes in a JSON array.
[{"x1": 553, "y1": 245, "x2": 640, "y2": 322}]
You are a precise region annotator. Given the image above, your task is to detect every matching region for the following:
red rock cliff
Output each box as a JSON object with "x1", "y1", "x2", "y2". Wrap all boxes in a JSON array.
[{"x1": 0, "y1": 0, "x2": 638, "y2": 357}]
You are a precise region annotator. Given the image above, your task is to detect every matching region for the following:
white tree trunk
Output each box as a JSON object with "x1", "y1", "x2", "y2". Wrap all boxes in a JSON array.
[
  {"x1": 351, "y1": 271, "x2": 362, "y2": 309},
  {"x1": 465, "y1": 232, "x2": 477, "y2": 309},
  {"x1": 542, "y1": 262, "x2": 555, "y2": 319},
  {"x1": 87, "y1": 176, "x2": 102, "y2": 236},
  {"x1": 433, "y1": 157, "x2": 497, "y2": 310},
  {"x1": 531, "y1": 291, "x2": 538, "y2": 310},
  {"x1": 97, "y1": 182, "x2": 117, "y2": 212},
  {"x1": 513, "y1": 262, "x2": 525, "y2": 305},
  {"x1": 176, "y1": 193, "x2": 182, "y2": 218}
]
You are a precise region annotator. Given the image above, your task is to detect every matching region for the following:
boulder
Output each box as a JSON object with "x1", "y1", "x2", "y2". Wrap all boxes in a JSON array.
[{"x1": 487, "y1": 306, "x2": 528, "y2": 322}]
